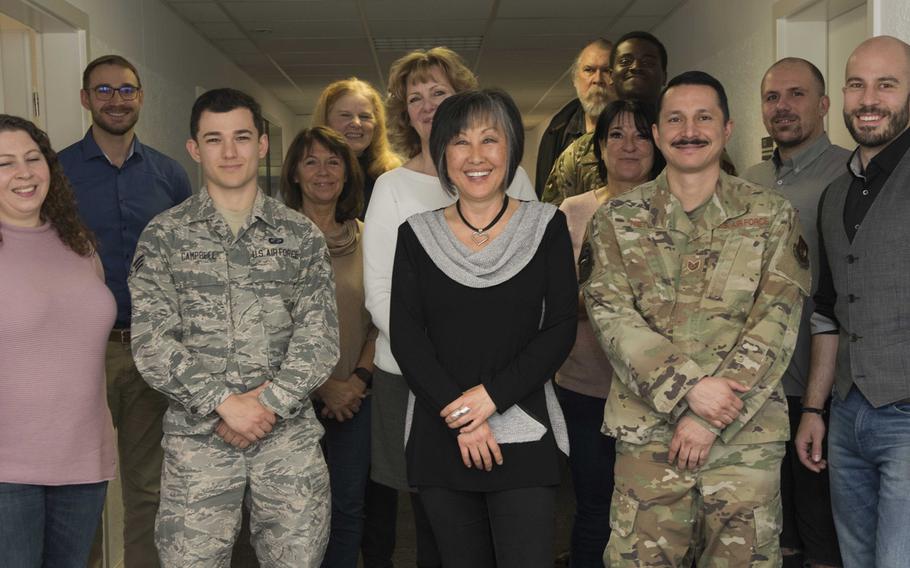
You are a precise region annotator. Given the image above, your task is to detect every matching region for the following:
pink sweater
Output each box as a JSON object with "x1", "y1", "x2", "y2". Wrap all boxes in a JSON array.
[{"x1": 0, "y1": 223, "x2": 116, "y2": 485}]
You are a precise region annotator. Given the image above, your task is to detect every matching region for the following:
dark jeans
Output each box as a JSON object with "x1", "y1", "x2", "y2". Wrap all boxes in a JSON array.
[
  {"x1": 0, "y1": 481, "x2": 107, "y2": 568},
  {"x1": 555, "y1": 385, "x2": 616, "y2": 567},
  {"x1": 320, "y1": 397, "x2": 373, "y2": 568},
  {"x1": 780, "y1": 396, "x2": 841, "y2": 566},
  {"x1": 420, "y1": 485, "x2": 556, "y2": 568},
  {"x1": 361, "y1": 479, "x2": 397, "y2": 568}
]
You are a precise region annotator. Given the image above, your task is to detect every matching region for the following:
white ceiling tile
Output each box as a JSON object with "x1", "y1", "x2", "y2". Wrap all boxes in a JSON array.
[
  {"x1": 193, "y1": 21, "x2": 246, "y2": 40},
  {"x1": 369, "y1": 19, "x2": 488, "y2": 37},
  {"x1": 361, "y1": 0, "x2": 494, "y2": 21},
  {"x1": 166, "y1": 2, "x2": 228, "y2": 23},
  {"x1": 624, "y1": 0, "x2": 686, "y2": 17},
  {"x1": 221, "y1": 0, "x2": 360, "y2": 20},
  {"x1": 497, "y1": 0, "x2": 628, "y2": 19},
  {"x1": 212, "y1": 38, "x2": 260, "y2": 55},
  {"x1": 606, "y1": 16, "x2": 665, "y2": 36},
  {"x1": 489, "y1": 18, "x2": 618, "y2": 39},
  {"x1": 237, "y1": 20, "x2": 366, "y2": 38}
]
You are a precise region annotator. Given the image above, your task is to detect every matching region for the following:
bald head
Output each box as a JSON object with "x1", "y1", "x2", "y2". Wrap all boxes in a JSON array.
[
  {"x1": 763, "y1": 57, "x2": 825, "y2": 95},
  {"x1": 843, "y1": 35, "x2": 910, "y2": 158}
]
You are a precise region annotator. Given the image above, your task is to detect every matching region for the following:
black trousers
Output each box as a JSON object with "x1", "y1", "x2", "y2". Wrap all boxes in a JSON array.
[{"x1": 420, "y1": 485, "x2": 556, "y2": 568}]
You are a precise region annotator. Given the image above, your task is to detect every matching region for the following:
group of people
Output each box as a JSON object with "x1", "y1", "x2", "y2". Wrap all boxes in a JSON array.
[{"x1": 0, "y1": 24, "x2": 907, "y2": 568}]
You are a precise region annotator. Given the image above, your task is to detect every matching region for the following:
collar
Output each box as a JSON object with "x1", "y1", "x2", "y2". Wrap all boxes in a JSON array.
[
  {"x1": 187, "y1": 187, "x2": 276, "y2": 228},
  {"x1": 772, "y1": 133, "x2": 832, "y2": 173},
  {"x1": 80, "y1": 127, "x2": 143, "y2": 165},
  {"x1": 848, "y1": 125, "x2": 910, "y2": 179},
  {"x1": 649, "y1": 170, "x2": 749, "y2": 234}
]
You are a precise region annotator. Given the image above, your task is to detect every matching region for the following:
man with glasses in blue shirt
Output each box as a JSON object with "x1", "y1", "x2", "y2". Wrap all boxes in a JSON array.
[{"x1": 59, "y1": 54, "x2": 192, "y2": 568}]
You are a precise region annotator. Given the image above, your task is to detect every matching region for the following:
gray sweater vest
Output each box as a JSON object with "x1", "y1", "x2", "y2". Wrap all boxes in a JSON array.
[{"x1": 820, "y1": 148, "x2": 910, "y2": 407}]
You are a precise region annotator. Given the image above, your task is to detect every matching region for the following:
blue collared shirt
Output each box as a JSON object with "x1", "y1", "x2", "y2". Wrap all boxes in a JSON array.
[{"x1": 59, "y1": 129, "x2": 192, "y2": 328}]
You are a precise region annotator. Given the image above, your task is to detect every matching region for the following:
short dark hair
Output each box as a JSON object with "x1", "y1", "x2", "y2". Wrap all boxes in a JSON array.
[
  {"x1": 429, "y1": 89, "x2": 524, "y2": 197},
  {"x1": 610, "y1": 31, "x2": 668, "y2": 74},
  {"x1": 190, "y1": 88, "x2": 264, "y2": 140},
  {"x1": 281, "y1": 126, "x2": 364, "y2": 222},
  {"x1": 592, "y1": 99, "x2": 665, "y2": 181},
  {"x1": 658, "y1": 70, "x2": 731, "y2": 123},
  {"x1": 765, "y1": 57, "x2": 826, "y2": 95},
  {"x1": 82, "y1": 54, "x2": 142, "y2": 90}
]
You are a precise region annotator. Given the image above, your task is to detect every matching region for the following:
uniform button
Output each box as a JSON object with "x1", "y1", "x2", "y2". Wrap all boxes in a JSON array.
[
  {"x1": 777, "y1": 180, "x2": 784, "y2": 185},
  {"x1": 849, "y1": 333, "x2": 861, "y2": 342},
  {"x1": 862, "y1": 189, "x2": 869, "y2": 196},
  {"x1": 846, "y1": 255, "x2": 857, "y2": 263},
  {"x1": 848, "y1": 294, "x2": 859, "y2": 303},
  {"x1": 854, "y1": 224, "x2": 860, "y2": 231}
]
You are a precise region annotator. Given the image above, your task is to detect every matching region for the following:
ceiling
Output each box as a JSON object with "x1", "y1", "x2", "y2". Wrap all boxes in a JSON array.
[{"x1": 161, "y1": 0, "x2": 688, "y2": 128}]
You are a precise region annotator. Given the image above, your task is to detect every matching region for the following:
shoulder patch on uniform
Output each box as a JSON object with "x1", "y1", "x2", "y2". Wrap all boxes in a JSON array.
[
  {"x1": 130, "y1": 254, "x2": 145, "y2": 277},
  {"x1": 793, "y1": 236, "x2": 810, "y2": 270},
  {"x1": 577, "y1": 240, "x2": 594, "y2": 285}
]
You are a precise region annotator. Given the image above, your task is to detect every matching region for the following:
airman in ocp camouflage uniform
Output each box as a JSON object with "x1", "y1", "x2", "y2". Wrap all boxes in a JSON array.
[
  {"x1": 130, "y1": 187, "x2": 339, "y2": 567},
  {"x1": 584, "y1": 71, "x2": 810, "y2": 568},
  {"x1": 541, "y1": 131, "x2": 603, "y2": 205}
]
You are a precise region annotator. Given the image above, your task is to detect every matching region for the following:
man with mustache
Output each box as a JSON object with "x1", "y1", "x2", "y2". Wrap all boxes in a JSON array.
[
  {"x1": 743, "y1": 57, "x2": 847, "y2": 568},
  {"x1": 585, "y1": 71, "x2": 809, "y2": 566},
  {"x1": 796, "y1": 35, "x2": 910, "y2": 568},
  {"x1": 537, "y1": 37, "x2": 617, "y2": 203},
  {"x1": 58, "y1": 54, "x2": 192, "y2": 568}
]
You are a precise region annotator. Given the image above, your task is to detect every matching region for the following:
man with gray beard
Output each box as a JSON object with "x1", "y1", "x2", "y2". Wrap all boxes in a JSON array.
[
  {"x1": 542, "y1": 31, "x2": 667, "y2": 205},
  {"x1": 535, "y1": 38, "x2": 614, "y2": 199},
  {"x1": 797, "y1": 35, "x2": 910, "y2": 568}
]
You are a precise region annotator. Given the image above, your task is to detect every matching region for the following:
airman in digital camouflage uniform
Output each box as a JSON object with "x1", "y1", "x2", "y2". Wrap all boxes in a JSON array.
[
  {"x1": 129, "y1": 88, "x2": 339, "y2": 567},
  {"x1": 584, "y1": 71, "x2": 809, "y2": 567}
]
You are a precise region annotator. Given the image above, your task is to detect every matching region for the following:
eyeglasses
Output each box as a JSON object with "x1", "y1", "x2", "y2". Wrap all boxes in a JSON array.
[{"x1": 90, "y1": 84, "x2": 141, "y2": 101}]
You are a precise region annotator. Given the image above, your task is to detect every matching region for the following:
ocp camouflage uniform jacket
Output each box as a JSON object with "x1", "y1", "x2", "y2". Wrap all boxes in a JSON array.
[
  {"x1": 129, "y1": 188, "x2": 340, "y2": 436},
  {"x1": 541, "y1": 132, "x2": 603, "y2": 206},
  {"x1": 583, "y1": 171, "x2": 810, "y2": 446}
]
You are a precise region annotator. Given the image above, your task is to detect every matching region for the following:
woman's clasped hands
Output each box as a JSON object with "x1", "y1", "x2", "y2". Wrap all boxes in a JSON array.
[{"x1": 441, "y1": 385, "x2": 503, "y2": 471}]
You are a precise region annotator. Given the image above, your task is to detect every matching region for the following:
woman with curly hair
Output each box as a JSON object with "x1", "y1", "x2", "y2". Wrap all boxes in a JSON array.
[
  {"x1": 0, "y1": 114, "x2": 116, "y2": 566},
  {"x1": 311, "y1": 77, "x2": 400, "y2": 216},
  {"x1": 362, "y1": 47, "x2": 537, "y2": 566}
]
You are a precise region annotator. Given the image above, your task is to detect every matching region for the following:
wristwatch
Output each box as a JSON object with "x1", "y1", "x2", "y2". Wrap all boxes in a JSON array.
[{"x1": 353, "y1": 367, "x2": 373, "y2": 388}]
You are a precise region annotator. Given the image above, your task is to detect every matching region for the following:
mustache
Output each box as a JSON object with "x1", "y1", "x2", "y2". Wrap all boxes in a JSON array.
[
  {"x1": 671, "y1": 137, "x2": 709, "y2": 147},
  {"x1": 772, "y1": 112, "x2": 799, "y2": 122}
]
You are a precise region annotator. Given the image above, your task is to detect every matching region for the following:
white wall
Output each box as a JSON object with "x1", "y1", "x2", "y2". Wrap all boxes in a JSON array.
[
  {"x1": 55, "y1": 0, "x2": 300, "y2": 179},
  {"x1": 652, "y1": 0, "x2": 776, "y2": 171},
  {"x1": 873, "y1": 0, "x2": 910, "y2": 41}
]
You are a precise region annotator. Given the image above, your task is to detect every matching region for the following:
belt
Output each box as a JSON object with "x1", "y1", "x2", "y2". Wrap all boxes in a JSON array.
[{"x1": 109, "y1": 328, "x2": 131, "y2": 343}]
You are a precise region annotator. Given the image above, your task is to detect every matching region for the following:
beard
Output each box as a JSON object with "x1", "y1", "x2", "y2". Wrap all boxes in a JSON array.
[
  {"x1": 91, "y1": 104, "x2": 140, "y2": 136},
  {"x1": 844, "y1": 96, "x2": 910, "y2": 148},
  {"x1": 579, "y1": 85, "x2": 611, "y2": 118}
]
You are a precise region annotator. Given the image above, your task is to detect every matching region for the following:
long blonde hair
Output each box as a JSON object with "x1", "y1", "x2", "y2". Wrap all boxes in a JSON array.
[{"x1": 311, "y1": 77, "x2": 400, "y2": 179}]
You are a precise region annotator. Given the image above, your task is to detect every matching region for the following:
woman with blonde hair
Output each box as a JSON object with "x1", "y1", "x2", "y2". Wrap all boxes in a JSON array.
[
  {"x1": 312, "y1": 77, "x2": 400, "y2": 216},
  {"x1": 362, "y1": 46, "x2": 537, "y2": 566}
]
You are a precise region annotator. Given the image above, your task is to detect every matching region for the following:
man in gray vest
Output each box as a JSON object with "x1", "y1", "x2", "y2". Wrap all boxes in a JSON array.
[
  {"x1": 796, "y1": 36, "x2": 910, "y2": 568},
  {"x1": 744, "y1": 57, "x2": 848, "y2": 568}
]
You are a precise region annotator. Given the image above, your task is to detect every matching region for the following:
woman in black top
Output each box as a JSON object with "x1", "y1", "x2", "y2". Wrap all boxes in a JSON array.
[{"x1": 389, "y1": 90, "x2": 577, "y2": 567}]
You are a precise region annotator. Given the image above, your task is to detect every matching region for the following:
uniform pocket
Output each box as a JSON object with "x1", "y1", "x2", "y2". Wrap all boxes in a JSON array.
[
  {"x1": 752, "y1": 492, "x2": 782, "y2": 549},
  {"x1": 609, "y1": 488, "x2": 640, "y2": 538}
]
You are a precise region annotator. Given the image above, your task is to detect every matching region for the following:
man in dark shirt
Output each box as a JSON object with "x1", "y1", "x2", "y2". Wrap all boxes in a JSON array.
[
  {"x1": 534, "y1": 38, "x2": 614, "y2": 198},
  {"x1": 796, "y1": 36, "x2": 910, "y2": 568},
  {"x1": 58, "y1": 54, "x2": 192, "y2": 568}
]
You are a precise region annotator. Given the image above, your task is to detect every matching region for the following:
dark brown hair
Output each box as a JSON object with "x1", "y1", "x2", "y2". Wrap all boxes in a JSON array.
[
  {"x1": 281, "y1": 126, "x2": 364, "y2": 222},
  {"x1": 0, "y1": 114, "x2": 96, "y2": 256},
  {"x1": 82, "y1": 54, "x2": 142, "y2": 90}
]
